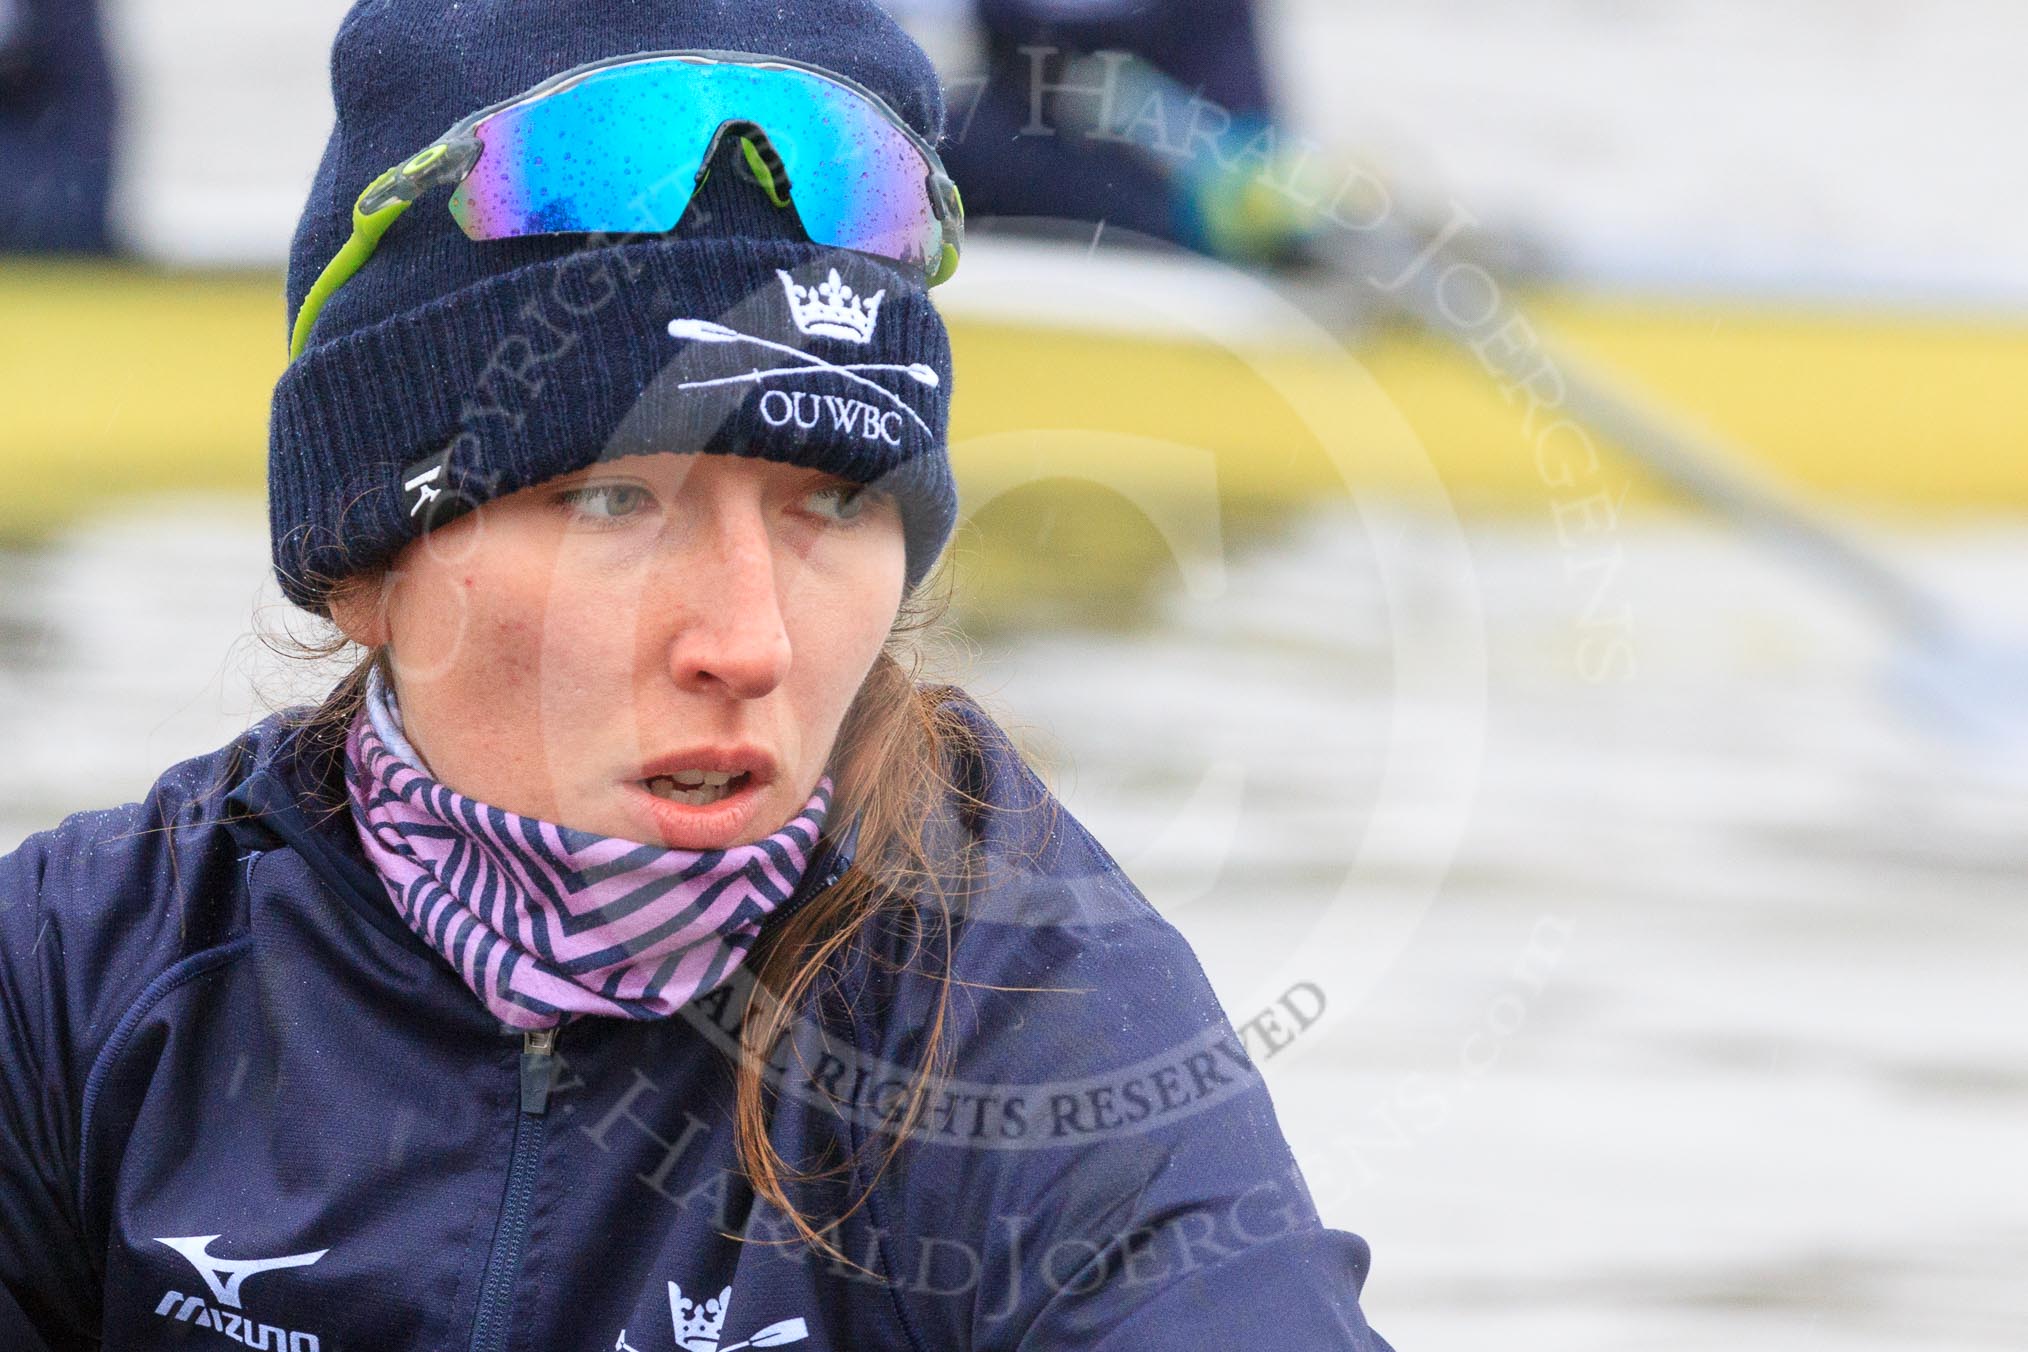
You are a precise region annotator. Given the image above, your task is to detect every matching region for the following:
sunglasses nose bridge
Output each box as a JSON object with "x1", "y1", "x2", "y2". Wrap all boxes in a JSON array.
[{"x1": 697, "y1": 118, "x2": 794, "y2": 208}]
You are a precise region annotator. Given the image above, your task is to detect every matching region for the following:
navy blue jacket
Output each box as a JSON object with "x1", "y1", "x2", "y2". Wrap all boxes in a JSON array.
[{"x1": 0, "y1": 695, "x2": 1393, "y2": 1351}]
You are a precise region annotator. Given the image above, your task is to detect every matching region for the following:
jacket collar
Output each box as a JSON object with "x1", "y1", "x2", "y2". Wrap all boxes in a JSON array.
[{"x1": 220, "y1": 711, "x2": 439, "y2": 956}]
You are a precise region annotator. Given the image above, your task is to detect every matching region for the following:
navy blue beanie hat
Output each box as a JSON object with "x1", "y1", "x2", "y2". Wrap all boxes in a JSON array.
[{"x1": 270, "y1": 0, "x2": 957, "y2": 614}]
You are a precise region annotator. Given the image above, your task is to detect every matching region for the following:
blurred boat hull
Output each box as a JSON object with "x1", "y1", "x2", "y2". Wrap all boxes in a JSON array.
[{"x1": 4, "y1": 243, "x2": 2025, "y2": 540}]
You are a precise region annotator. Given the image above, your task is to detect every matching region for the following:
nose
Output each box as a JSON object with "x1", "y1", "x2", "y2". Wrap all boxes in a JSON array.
[{"x1": 662, "y1": 497, "x2": 794, "y2": 700}]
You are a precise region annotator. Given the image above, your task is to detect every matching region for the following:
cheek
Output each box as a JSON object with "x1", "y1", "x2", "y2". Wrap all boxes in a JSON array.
[
  {"x1": 391, "y1": 541, "x2": 569, "y2": 691},
  {"x1": 481, "y1": 573, "x2": 642, "y2": 702},
  {"x1": 788, "y1": 579, "x2": 896, "y2": 712}
]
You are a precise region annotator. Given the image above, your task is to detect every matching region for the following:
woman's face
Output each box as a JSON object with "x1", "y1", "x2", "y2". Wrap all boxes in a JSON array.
[{"x1": 331, "y1": 451, "x2": 907, "y2": 849}]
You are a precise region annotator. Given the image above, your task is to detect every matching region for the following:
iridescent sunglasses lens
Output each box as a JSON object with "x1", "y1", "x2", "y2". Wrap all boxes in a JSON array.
[
  {"x1": 447, "y1": 56, "x2": 950, "y2": 275},
  {"x1": 288, "y1": 52, "x2": 962, "y2": 364}
]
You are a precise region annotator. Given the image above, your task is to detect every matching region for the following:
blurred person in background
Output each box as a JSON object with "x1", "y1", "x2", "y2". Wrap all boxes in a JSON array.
[
  {"x1": 0, "y1": 1, "x2": 1394, "y2": 1349},
  {"x1": 0, "y1": 0, "x2": 117, "y2": 253},
  {"x1": 886, "y1": 0, "x2": 1513, "y2": 318},
  {"x1": 888, "y1": 0, "x2": 1313, "y2": 265}
]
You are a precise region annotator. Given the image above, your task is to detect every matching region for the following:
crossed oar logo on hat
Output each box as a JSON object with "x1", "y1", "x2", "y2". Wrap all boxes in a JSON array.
[{"x1": 667, "y1": 318, "x2": 939, "y2": 439}]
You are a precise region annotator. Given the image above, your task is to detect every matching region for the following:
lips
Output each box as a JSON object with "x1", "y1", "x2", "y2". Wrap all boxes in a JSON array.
[
  {"x1": 643, "y1": 769, "x2": 743, "y2": 798},
  {"x1": 634, "y1": 745, "x2": 780, "y2": 786},
  {"x1": 626, "y1": 744, "x2": 781, "y2": 850}
]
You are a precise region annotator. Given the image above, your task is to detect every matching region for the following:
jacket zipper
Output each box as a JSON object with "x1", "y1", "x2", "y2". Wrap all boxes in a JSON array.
[{"x1": 467, "y1": 1025, "x2": 560, "y2": 1352}]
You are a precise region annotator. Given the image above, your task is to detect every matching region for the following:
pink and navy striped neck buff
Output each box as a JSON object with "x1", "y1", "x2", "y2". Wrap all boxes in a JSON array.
[{"x1": 342, "y1": 664, "x2": 834, "y2": 1031}]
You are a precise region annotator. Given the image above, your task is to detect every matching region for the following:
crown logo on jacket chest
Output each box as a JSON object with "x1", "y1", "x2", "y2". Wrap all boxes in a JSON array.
[
  {"x1": 615, "y1": 1278, "x2": 809, "y2": 1352},
  {"x1": 671, "y1": 1281, "x2": 729, "y2": 1351}
]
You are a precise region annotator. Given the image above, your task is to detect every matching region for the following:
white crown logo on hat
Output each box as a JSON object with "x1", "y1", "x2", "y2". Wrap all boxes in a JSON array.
[{"x1": 777, "y1": 268, "x2": 884, "y2": 344}]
